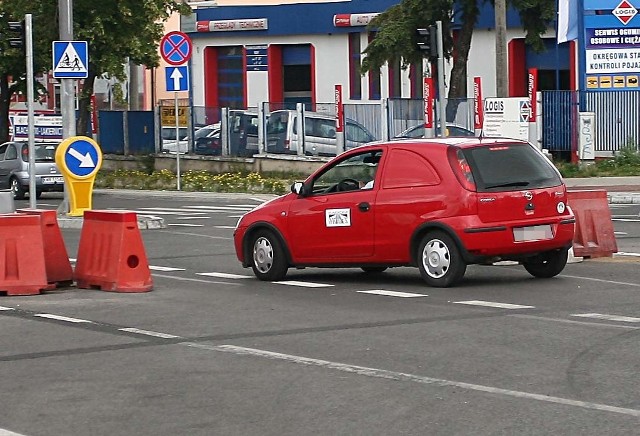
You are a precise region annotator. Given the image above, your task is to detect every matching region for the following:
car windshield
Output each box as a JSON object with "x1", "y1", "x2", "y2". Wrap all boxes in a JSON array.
[
  {"x1": 462, "y1": 143, "x2": 562, "y2": 192},
  {"x1": 194, "y1": 127, "x2": 216, "y2": 139}
]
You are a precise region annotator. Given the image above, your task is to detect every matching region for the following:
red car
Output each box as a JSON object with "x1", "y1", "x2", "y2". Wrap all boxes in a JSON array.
[{"x1": 234, "y1": 138, "x2": 575, "y2": 287}]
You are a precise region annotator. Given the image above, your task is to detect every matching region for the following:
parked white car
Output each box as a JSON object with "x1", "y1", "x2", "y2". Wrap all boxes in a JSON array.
[{"x1": 162, "y1": 124, "x2": 219, "y2": 154}]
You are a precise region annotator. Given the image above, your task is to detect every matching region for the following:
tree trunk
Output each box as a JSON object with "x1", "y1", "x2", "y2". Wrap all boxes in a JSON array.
[
  {"x1": 446, "y1": 8, "x2": 476, "y2": 122},
  {"x1": 0, "y1": 76, "x2": 11, "y2": 143},
  {"x1": 495, "y1": 0, "x2": 508, "y2": 97},
  {"x1": 77, "y1": 68, "x2": 97, "y2": 136}
]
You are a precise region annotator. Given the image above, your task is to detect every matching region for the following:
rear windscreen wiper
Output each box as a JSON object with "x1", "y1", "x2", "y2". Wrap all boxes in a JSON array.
[{"x1": 485, "y1": 181, "x2": 530, "y2": 189}]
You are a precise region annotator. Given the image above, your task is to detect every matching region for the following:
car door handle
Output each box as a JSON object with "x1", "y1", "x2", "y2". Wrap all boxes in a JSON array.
[{"x1": 358, "y1": 202, "x2": 370, "y2": 212}]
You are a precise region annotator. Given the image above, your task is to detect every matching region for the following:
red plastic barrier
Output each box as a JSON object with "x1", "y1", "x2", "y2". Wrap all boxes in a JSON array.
[
  {"x1": 17, "y1": 209, "x2": 73, "y2": 287},
  {"x1": 75, "y1": 210, "x2": 153, "y2": 292},
  {"x1": 567, "y1": 189, "x2": 618, "y2": 258},
  {"x1": 0, "y1": 214, "x2": 50, "y2": 296}
]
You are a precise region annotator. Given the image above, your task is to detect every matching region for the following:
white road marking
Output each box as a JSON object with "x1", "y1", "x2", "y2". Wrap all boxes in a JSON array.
[
  {"x1": 197, "y1": 272, "x2": 253, "y2": 279},
  {"x1": 228, "y1": 215, "x2": 244, "y2": 218},
  {"x1": 183, "y1": 205, "x2": 254, "y2": 211},
  {"x1": 118, "y1": 328, "x2": 181, "y2": 339},
  {"x1": 561, "y1": 274, "x2": 640, "y2": 287},
  {"x1": 167, "y1": 223, "x2": 204, "y2": 227},
  {"x1": 0, "y1": 306, "x2": 15, "y2": 311},
  {"x1": 152, "y1": 273, "x2": 243, "y2": 286},
  {"x1": 34, "y1": 314, "x2": 93, "y2": 323},
  {"x1": 454, "y1": 300, "x2": 534, "y2": 309},
  {"x1": 615, "y1": 252, "x2": 640, "y2": 257},
  {"x1": 612, "y1": 218, "x2": 640, "y2": 222},
  {"x1": 358, "y1": 290, "x2": 428, "y2": 298},
  {"x1": 215, "y1": 225, "x2": 236, "y2": 229},
  {"x1": 274, "y1": 280, "x2": 334, "y2": 288},
  {"x1": 185, "y1": 343, "x2": 640, "y2": 418},
  {"x1": 149, "y1": 266, "x2": 186, "y2": 272},
  {"x1": 571, "y1": 313, "x2": 640, "y2": 323},
  {"x1": 176, "y1": 216, "x2": 212, "y2": 220},
  {"x1": 0, "y1": 428, "x2": 29, "y2": 436},
  {"x1": 510, "y1": 314, "x2": 640, "y2": 330},
  {"x1": 614, "y1": 231, "x2": 628, "y2": 236}
]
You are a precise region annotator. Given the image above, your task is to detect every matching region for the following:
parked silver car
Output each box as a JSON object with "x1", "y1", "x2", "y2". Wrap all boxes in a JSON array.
[{"x1": 0, "y1": 141, "x2": 64, "y2": 199}]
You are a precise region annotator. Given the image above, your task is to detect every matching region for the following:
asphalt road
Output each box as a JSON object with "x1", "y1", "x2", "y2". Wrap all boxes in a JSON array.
[{"x1": 1, "y1": 191, "x2": 640, "y2": 436}]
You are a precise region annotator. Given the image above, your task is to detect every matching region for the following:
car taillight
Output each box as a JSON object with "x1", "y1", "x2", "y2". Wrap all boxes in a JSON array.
[{"x1": 447, "y1": 147, "x2": 476, "y2": 192}]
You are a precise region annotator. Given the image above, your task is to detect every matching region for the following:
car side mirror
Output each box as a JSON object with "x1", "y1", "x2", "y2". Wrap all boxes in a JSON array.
[{"x1": 291, "y1": 181, "x2": 307, "y2": 196}]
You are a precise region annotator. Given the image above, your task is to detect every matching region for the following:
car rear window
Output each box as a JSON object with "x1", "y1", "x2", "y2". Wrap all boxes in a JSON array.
[
  {"x1": 22, "y1": 144, "x2": 57, "y2": 162},
  {"x1": 462, "y1": 143, "x2": 562, "y2": 192}
]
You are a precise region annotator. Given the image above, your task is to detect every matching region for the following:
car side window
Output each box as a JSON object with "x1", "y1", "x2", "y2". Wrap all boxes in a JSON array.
[
  {"x1": 0, "y1": 143, "x2": 8, "y2": 160},
  {"x1": 346, "y1": 123, "x2": 373, "y2": 143},
  {"x1": 5, "y1": 144, "x2": 18, "y2": 160},
  {"x1": 381, "y1": 148, "x2": 440, "y2": 189},
  {"x1": 311, "y1": 150, "x2": 382, "y2": 195}
]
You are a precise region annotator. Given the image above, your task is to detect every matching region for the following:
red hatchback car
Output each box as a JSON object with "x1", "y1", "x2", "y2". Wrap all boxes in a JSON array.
[{"x1": 234, "y1": 138, "x2": 576, "y2": 287}]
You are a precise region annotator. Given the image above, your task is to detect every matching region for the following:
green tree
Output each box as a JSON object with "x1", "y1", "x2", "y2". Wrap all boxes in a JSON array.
[
  {"x1": 361, "y1": 0, "x2": 556, "y2": 113},
  {"x1": 0, "y1": 0, "x2": 58, "y2": 142},
  {"x1": 0, "y1": 0, "x2": 189, "y2": 141}
]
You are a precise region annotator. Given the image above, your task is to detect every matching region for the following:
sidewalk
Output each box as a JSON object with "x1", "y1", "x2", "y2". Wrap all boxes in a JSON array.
[{"x1": 564, "y1": 176, "x2": 640, "y2": 204}]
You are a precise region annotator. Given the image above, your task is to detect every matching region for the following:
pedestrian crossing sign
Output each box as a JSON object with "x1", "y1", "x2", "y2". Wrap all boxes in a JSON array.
[{"x1": 52, "y1": 41, "x2": 88, "y2": 79}]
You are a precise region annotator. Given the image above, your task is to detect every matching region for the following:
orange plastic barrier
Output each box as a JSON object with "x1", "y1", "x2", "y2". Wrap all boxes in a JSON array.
[
  {"x1": 0, "y1": 214, "x2": 50, "y2": 296},
  {"x1": 17, "y1": 209, "x2": 73, "y2": 287},
  {"x1": 75, "y1": 210, "x2": 153, "y2": 292},
  {"x1": 567, "y1": 190, "x2": 618, "y2": 258}
]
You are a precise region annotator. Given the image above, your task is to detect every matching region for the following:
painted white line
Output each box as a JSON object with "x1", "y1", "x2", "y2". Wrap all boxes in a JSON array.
[
  {"x1": 561, "y1": 274, "x2": 640, "y2": 287},
  {"x1": 0, "y1": 306, "x2": 15, "y2": 311},
  {"x1": 124, "y1": 210, "x2": 198, "y2": 216},
  {"x1": 138, "y1": 207, "x2": 212, "y2": 214},
  {"x1": 118, "y1": 328, "x2": 181, "y2": 339},
  {"x1": 0, "y1": 428, "x2": 29, "y2": 436},
  {"x1": 571, "y1": 313, "x2": 640, "y2": 323},
  {"x1": 176, "y1": 216, "x2": 212, "y2": 220},
  {"x1": 152, "y1": 273, "x2": 243, "y2": 286},
  {"x1": 185, "y1": 343, "x2": 640, "y2": 418},
  {"x1": 615, "y1": 252, "x2": 640, "y2": 257},
  {"x1": 454, "y1": 300, "x2": 534, "y2": 309},
  {"x1": 69, "y1": 258, "x2": 76, "y2": 262},
  {"x1": 167, "y1": 223, "x2": 204, "y2": 227},
  {"x1": 149, "y1": 266, "x2": 186, "y2": 272},
  {"x1": 228, "y1": 215, "x2": 244, "y2": 218},
  {"x1": 358, "y1": 290, "x2": 428, "y2": 298},
  {"x1": 183, "y1": 205, "x2": 254, "y2": 211},
  {"x1": 197, "y1": 272, "x2": 253, "y2": 279},
  {"x1": 509, "y1": 314, "x2": 640, "y2": 330},
  {"x1": 612, "y1": 218, "x2": 640, "y2": 222},
  {"x1": 215, "y1": 225, "x2": 236, "y2": 229},
  {"x1": 34, "y1": 314, "x2": 93, "y2": 323},
  {"x1": 250, "y1": 197, "x2": 268, "y2": 203},
  {"x1": 274, "y1": 280, "x2": 334, "y2": 288},
  {"x1": 614, "y1": 231, "x2": 628, "y2": 236}
]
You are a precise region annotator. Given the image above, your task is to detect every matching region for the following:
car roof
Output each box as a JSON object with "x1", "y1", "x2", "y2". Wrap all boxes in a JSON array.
[{"x1": 357, "y1": 136, "x2": 530, "y2": 151}]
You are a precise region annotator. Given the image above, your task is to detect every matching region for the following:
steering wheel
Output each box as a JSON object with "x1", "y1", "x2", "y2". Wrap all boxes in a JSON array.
[{"x1": 337, "y1": 178, "x2": 360, "y2": 192}]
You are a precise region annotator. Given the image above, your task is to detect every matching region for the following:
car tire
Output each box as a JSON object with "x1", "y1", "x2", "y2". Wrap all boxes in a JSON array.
[
  {"x1": 361, "y1": 267, "x2": 387, "y2": 273},
  {"x1": 10, "y1": 177, "x2": 26, "y2": 200},
  {"x1": 417, "y1": 231, "x2": 466, "y2": 287},
  {"x1": 250, "y1": 229, "x2": 288, "y2": 281},
  {"x1": 522, "y1": 248, "x2": 569, "y2": 279}
]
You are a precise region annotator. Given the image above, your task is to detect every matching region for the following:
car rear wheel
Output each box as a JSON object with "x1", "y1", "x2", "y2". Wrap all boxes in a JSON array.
[
  {"x1": 10, "y1": 177, "x2": 26, "y2": 200},
  {"x1": 361, "y1": 267, "x2": 387, "y2": 273},
  {"x1": 250, "y1": 230, "x2": 288, "y2": 281},
  {"x1": 522, "y1": 248, "x2": 569, "y2": 278},
  {"x1": 418, "y1": 231, "x2": 466, "y2": 287}
]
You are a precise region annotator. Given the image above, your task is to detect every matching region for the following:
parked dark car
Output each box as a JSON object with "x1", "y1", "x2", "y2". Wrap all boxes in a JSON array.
[{"x1": 0, "y1": 141, "x2": 64, "y2": 199}]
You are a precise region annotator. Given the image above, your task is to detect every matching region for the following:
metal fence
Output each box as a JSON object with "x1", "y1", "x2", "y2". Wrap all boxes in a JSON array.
[{"x1": 541, "y1": 90, "x2": 640, "y2": 155}]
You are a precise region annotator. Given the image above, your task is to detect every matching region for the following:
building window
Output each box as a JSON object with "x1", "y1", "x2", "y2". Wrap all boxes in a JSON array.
[
  {"x1": 410, "y1": 62, "x2": 423, "y2": 99},
  {"x1": 349, "y1": 33, "x2": 362, "y2": 100},
  {"x1": 368, "y1": 32, "x2": 381, "y2": 100},
  {"x1": 388, "y1": 58, "x2": 402, "y2": 98},
  {"x1": 218, "y1": 46, "x2": 244, "y2": 109}
]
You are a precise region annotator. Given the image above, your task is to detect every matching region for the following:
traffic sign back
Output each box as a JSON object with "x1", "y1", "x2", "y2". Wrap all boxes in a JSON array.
[{"x1": 160, "y1": 31, "x2": 192, "y2": 65}]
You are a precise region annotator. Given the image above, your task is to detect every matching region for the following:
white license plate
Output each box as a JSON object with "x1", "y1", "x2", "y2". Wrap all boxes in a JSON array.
[
  {"x1": 42, "y1": 176, "x2": 64, "y2": 184},
  {"x1": 513, "y1": 225, "x2": 553, "y2": 242}
]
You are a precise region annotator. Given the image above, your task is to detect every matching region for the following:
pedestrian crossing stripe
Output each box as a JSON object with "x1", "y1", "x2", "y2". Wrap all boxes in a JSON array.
[{"x1": 52, "y1": 41, "x2": 88, "y2": 78}]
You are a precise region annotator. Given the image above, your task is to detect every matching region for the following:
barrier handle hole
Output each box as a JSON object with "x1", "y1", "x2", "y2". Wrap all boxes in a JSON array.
[{"x1": 127, "y1": 255, "x2": 140, "y2": 268}]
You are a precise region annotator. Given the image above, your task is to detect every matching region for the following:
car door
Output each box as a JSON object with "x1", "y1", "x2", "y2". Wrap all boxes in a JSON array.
[
  {"x1": 286, "y1": 149, "x2": 382, "y2": 261},
  {"x1": 0, "y1": 143, "x2": 9, "y2": 188}
]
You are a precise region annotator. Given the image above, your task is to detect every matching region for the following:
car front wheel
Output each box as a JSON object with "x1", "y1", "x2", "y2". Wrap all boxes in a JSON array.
[
  {"x1": 522, "y1": 248, "x2": 569, "y2": 278},
  {"x1": 417, "y1": 231, "x2": 466, "y2": 287},
  {"x1": 250, "y1": 230, "x2": 288, "y2": 281},
  {"x1": 10, "y1": 177, "x2": 26, "y2": 200}
]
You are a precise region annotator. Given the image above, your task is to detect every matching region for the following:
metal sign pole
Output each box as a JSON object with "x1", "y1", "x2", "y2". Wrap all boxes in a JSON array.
[
  {"x1": 25, "y1": 14, "x2": 37, "y2": 208},
  {"x1": 436, "y1": 20, "x2": 447, "y2": 138},
  {"x1": 58, "y1": 0, "x2": 75, "y2": 215},
  {"x1": 175, "y1": 92, "x2": 181, "y2": 191}
]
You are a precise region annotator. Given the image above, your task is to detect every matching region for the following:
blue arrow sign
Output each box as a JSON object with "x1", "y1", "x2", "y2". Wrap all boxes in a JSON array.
[
  {"x1": 165, "y1": 66, "x2": 189, "y2": 92},
  {"x1": 52, "y1": 41, "x2": 88, "y2": 79},
  {"x1": 64, "y1": 138, "x2": 100, "y2": 178}
]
